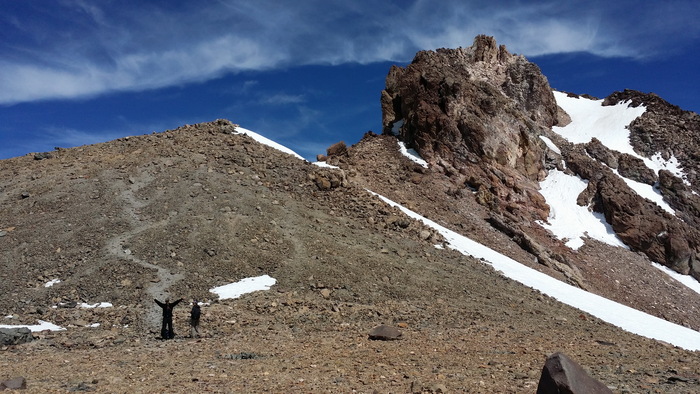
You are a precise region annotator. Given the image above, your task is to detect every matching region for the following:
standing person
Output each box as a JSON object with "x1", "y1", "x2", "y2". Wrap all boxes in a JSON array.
[
  {"x1": 190, "y1": 300, "x2": 201, "y2": 338},
  {"x1": 154, "y1": 297, "x2": 183, "y2": 339}
]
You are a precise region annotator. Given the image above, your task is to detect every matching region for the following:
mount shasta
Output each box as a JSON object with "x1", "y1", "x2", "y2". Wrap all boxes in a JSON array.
[{"x1": 2, "y1": 35, "x2": 700, "y2": 392}]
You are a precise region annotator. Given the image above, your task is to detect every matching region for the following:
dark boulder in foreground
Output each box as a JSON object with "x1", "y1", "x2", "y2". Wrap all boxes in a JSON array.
[{"x1": 537, "y1": 352, "x2": 612, "y2": 394}]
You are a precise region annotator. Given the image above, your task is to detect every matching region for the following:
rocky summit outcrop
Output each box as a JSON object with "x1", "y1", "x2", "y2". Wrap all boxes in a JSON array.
[
  {"x1": 381, "y1": 35, "x2": 557, "y2": 222},
  {"x1": 377, "y1": 35, "x2": 700, "y2": 280}
]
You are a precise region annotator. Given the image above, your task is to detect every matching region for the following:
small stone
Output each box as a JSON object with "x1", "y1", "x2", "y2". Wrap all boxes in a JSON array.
[
  {"x1": 368, "y1": 324, "x2": 402, "y2": 341},
  {"x1": 34, "y1": 152, "x2": 53, "y2": 160},
  {"x1": 0, "y1": 377, "x2": 27, "y2": 390}
]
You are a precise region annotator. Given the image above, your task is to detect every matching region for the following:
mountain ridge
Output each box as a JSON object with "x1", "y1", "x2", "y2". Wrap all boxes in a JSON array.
[{"x1": 2, "y1": 36, "x2": 700, "y2": 392}]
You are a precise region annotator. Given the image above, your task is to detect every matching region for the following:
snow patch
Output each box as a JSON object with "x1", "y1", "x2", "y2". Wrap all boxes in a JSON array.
[
  {"x1": 537, "y1": 169, "x2": 627, "y2": 249},
  {"x1": 552, "y1": 92, "x2": 686, "y2": 213},
  {"x1": 0, "y1": 320, "x2": 66, "y2": 332},
  {"x1": 611, "y1": 169, "x2": 675, "y2": 215},
  {"x1": 650, "y1": 153, "x2": 690, "y2": 186},
  {"x1": 312, "y1": 161, "x2": 339, "y2": 169},
  {"x1": 398, "y1": 141, "x2": 428, "y2": 168},
  {"x1": 539, "y1": 136, "x2": 561, "y2": 155},
  {"x1": 552, "y1": 92, "x2": 646, "y2": 154},
  {"x1": 210, "y1": 275, "x2": 277, "y2": 300},
  {"x1": 79, "y1": 302, "x2": 113, "y2": 309},
  {"x1": 234, "y1": 127, "x2": 305, "y2": 161},
  {"x1": 44, "y1": 279, "x2": 61, "y2": 287}
]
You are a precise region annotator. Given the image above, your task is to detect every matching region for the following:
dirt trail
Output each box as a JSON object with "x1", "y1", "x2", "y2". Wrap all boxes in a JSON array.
[{"x1": 104, "y1": 172, "x2": 183, "y2": 327}]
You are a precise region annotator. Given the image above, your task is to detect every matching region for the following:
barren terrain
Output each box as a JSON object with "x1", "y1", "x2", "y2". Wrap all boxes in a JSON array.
[{"x1": 1, "y1": 121, "x2": 700, "y2": 392}]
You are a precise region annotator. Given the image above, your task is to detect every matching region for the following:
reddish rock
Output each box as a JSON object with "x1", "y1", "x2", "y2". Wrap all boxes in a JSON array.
[
  {"x1": 564, "y1": 144, "x2": 700, "y2": 277},
  {"x1": 380, "y1": 35, "x2": 556, "y2": 222},
  {"x1": 617, "y1": 153, "x2": 657, "y2": 185},
  {"x1": 326, "y1": 141, "x2": 348, "y2": 158}
]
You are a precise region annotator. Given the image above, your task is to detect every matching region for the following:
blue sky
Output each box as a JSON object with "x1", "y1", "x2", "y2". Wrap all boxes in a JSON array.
[{"x1": 1, "y1": 1, "x2": 699, "y2": 161}]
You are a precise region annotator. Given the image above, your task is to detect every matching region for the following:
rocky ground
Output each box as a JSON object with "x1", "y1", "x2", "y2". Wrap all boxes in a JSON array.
[{"x1": 1, "y1": 120, "x2": 700, "y2": 392}]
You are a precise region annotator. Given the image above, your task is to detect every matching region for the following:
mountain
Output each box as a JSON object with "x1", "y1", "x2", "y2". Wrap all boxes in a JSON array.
[{"x1": 2, "y1": 36, "x2": 700, "y2": 392}]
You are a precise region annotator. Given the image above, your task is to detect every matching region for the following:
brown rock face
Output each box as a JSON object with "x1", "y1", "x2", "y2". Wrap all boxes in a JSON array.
[
  {"x1": 572, "y1": 90, "x2": 700, "y2": 278},
  {"x1": 564, "y1": 137, "x2": 700, "y2": 278},
  {"x1": 380, "y1": 35, "x2": 557, "y2": 221},
  {"x1": 377, "y1": 36, "x2": 700, "y2": 282},
  {"x1": 606, "y1": 89, "x2": 700, "y2": 223}
]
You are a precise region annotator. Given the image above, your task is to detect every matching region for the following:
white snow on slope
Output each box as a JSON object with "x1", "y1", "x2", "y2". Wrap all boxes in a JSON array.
[
  {"x1": 552, "y1": 91, "x2": 646, "y2": 153},
  {"x1": 539, "y1": 136, "x2": 561, "y2": 155},
  {"x1": 611, "y1": 169, "x2": 675, "y2": 215},
  {"x1": 398, "y1": 141, "x2": 428, "y2": 167},
  {"x1": 373, "y1": 192, "x2": 700, "y2": 351},
  {"x1": 234, "y1": 126, "x2": 305, "y2": 161},
  {"x1": 79, "y1": 302, "x2": 113, "y2": 309},
  {"x1": 44, "y1": 279, "x2": 61, "y2": 287},
  {"x1": 312, "y1": 161, "x2": 339, "y2": 169},
  {"x1": 0, "y1": 320, "x2": 66, "y2": 332},
  {"x1": 551, "y1": 91, "x2": 689, "y2": 208},
  {"x1": 649, "y1": 152, "x2": 690, "y2": 186},
  {"x1": 543, "y1": 92, "x2": 679, "y2": 245},
  {"x1": 210, "y1": 275, "x2": 277, "y2": 300},
  {"x1": 537, "y1": 169, "x2": 627, "y2": 249}
]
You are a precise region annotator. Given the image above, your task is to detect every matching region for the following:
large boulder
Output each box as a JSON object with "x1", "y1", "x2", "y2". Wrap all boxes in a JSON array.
[
  {"x1": 537, "y1": 352, "x2": 612, "y2": 394},
  {"x1": 0, "y1": 327, "x2": 33, "y2": 346}
]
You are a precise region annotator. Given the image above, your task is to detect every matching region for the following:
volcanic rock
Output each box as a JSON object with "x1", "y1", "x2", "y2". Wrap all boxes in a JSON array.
[
  {"x1": 0, "y1": 327, "x2": 33, "y2": 346},
  {"x1": 326, "y1": 141, "x2": 348, "y2": 158},
  {"x1": 380, "y1": 35, "x2": 555, "y2": 222},
  {"x1": 0, "y1": 377, "x2": 27, "y2": 390},
  {"x1": 537, "y1": 352, "x2": 612, "y2": 394},
  {"x1": 617, "y1": 153, "x2": 657, "y2": 185},
  {"x1": 564, "y1": 145, "x2": 700, "y2": 275},
  {"x1": 584, "y1": 138, "x2": 618, "y2": 169},
  {"x1": 368, "y1": 324, "x2": 402, "y2": 340}
]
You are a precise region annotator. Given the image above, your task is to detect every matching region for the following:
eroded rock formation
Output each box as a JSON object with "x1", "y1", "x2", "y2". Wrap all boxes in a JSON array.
[
  {"x1": 381, "y1": 35, "x2": 557, "y2": 222},
  {"x1": 377, "y1": 35, "x2": 700, "y2": 279}
]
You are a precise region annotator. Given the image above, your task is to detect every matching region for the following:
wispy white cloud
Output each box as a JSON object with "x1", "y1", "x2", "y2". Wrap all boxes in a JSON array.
[
  {"x1": 259, "y1": 93, "x2": 306, "y2": 105},
  {"x1": 1, "y1": 0, "x2": 697, "y2": 104}
]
